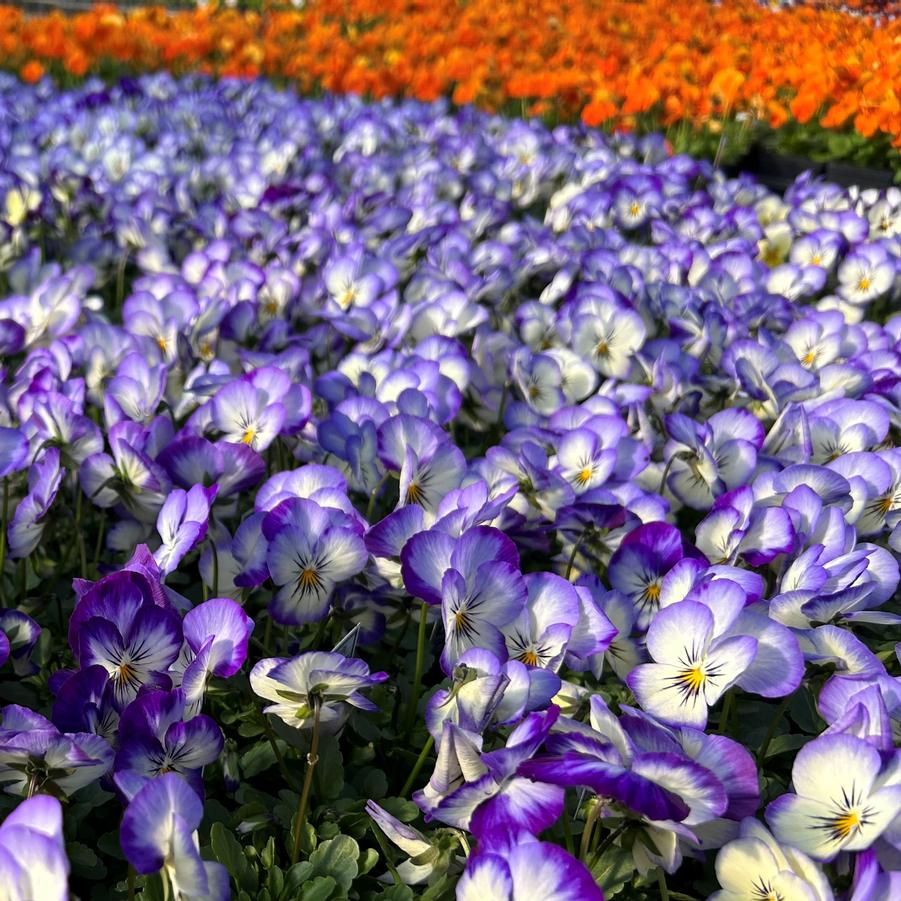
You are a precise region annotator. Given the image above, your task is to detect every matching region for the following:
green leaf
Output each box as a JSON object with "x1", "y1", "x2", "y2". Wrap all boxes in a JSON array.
[
  {"x1": 357, "y1": 847, "x2": 379, "y2": 877},
  {"x1": 267, "y1": 865, "x2": 284, "y2": 898},
  {"x1": 378, "y1": 885, "x2": 415, "y2": 901},
  {"x1": 377, "y1": 797, "x2": 419, "y2": 822},
  {"x1": 591, "y1": 848, "x2": 635, "y2": 895},
  {"x1": 764, "y1": 732, "x2": 808, "y2": 758},
  {"x1": 314, "y1": 735, "x2": 345, "y2": 800},
  {"x1": 261, "y1": 836, "x2": 277, "y2": 871},
  {"x1": 358, "y1": 767, "x2": 389, "y2": 800},
  {"x1": 66, "y1": 841, "x2": 107, "y2": 880},
  {"x1": 240, "y1": 740, "x2": 277, "y2": 778},
  {"x1": 308, "y1": 834, "x2": 360, "y2": 893},
  {"x1": 284, "y1": 861, "x2": 314, "y2": 894},
  {"x1": 96, "y1": 830, "x2": 126, "y2": 860},
  {"x1": 789, "y1": 689, "x2": 824, "y2": 734},
  {"x1": 210, "y1": 821, "x2": 258, "y2": 892},
  {"x1": 297, "y1": 876, "x2": 337, "y2": 901}
]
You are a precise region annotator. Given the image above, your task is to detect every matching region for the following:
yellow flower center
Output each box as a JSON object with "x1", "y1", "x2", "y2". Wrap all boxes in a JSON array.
[
  {"x1": 241, "y1": 428, "x2": 256, "y2": 445},
  {"x1": 595, "y1": 340, "x2": 609, "y2": 356},
  {"x1": 831, "y1": 810, "x2": 861, "y2": 839},
  {"x1": 338, "y1": 287, "x2": 356, "y2": 309},
  {"x1": 679, "y1": 666, "x2": 706, "y2": 693},
  {"x1": 406, "y1": 481, "x2": 423, "y2": 504},
  {"x1": 642, "y1": 581, "x2": 661, "y2": 602},
  {"x1": 156, "y1": 336, "x2": 168, "y2": 352},
  {"x1": 116, "y1": 661, "x2": 136, "y2": 686},
  {"x1": 857, "y1": 276, "x2": 871, "y2": 292},
  {"x1": 298, "y1": 567, "x2": 322, "y2": 591},
  {"x1": 576, "y1": 467, "x2": 593, "y2": 485},
  {"x1": 801, "y1": 350, "x2": 817, "y2": 366},
  {"x1": 810, "y1": 254, "x2": 822, "y2": 265},
  {"x1": 520, "y1": 649, "x2": 539, "y2": 666},
  {"x1": 629, "y1": 202, "x2": 641, "y2": 217}
]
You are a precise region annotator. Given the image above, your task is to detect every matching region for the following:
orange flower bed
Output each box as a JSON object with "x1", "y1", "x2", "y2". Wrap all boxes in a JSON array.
[{"x1": 1, "y1": 0, "x2": 900, "y2": 147}]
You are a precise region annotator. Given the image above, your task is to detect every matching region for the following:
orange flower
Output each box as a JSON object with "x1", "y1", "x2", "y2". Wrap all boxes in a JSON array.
[
  {"x1": 0, "y1": 0, "x2": 899, "y2": 147},
  {"x1": 20, "y1": 59, "x2": 44, "y2": 83}
]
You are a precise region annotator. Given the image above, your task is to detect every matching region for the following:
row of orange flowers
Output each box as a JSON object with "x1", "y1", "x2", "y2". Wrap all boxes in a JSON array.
[{"x1": 2, "y1": 0, "x2": 900, "y2": 147}]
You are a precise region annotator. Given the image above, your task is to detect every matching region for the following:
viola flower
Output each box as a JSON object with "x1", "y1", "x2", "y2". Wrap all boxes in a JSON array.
[
  {"x1": 627, "y1": 600, "x2": 758, "y2": 729},
  {"x1": 119, "y1": 773, "x2": 228, "y2": 900},
  {"x1": 421, "y1": 708, "x2": 564, "y2": 846},
  {"x1": 0, "y1": 427, "x2": 28, "y2": 478},
  {"x1": 114, "y1": 689, "x2": 223, "y2": 796},
  {"x1": 510, "y1": 349, "x2": 567, "y2": 415},
  {"x1": 209, "y1": 377, "x2": 285, "y2": 452},
  {"x1": 554, "y1": 427, "x2": 617, "y2": 494},
  {"x1": 571, "y1": 299, "x2": 646, "y2": 378},
  {"x1": 502, "y1": 573, "x2": 582, "y2": 671},
  {"x1": 0, "y1": 610, "x2": 41, "y2": 677},
  {"x1": 694, "y1": 486, "x2": 795, "y2": 567},
  {"x1": 7, "y1": 447, "x2": 64, "y2": 560},
  {"x1": 0, "y1": 705, "x2": 113, "y2": 798},
  {"x1": 156, "y1": 436, "x2": 265, "y2": 498},
  {"x1": 0, "y1": 794, "x2": 70, "y2": 901},
  {"x1": 80, "y1": 421, "x2": 171, "y2": 523},
  {"x1": 74, "y1": 586, "x2": 183, "y2": 709},
  {"x1": 366, "y1": 800, "x2": 454, "y2": 886},
  {"x1": 51, "y1": 665, "x2": 120, "y2": 743},
  {"x1": 250, "y1": 651, "x2": 387, "y2": 734},
  {"x1": 425, "y1": 647, "x2": 560, "y2": 739},
  {"x1": 836, "y1": 244, "x2": 895, "y2": 307},
  {"x1": 607, "y1": 522, "x2": 697, "y2": 630},
  {"x1": 263, "y1": 497, "x2": 368, "y2": 624},
  {"x1": 175, "y1": 597, "x2": 253, "y2": 714},
  {"x1": 519, "y1": 696, "x2": 721, "y2": 828},
  {"x1": 426, "y1": 529, "x2": 527, "y2": 673},
  {"x1": 378, "y1": 415, "x2": 466, "y2": 515},
  {"x1": 711, "y1": 818, "x2": 833, "y2": 901},
  {"x1": 154, "y1": 484, "x2": 219, "y2": 576},
  {"x1": 457, "y1": 839, "x2": 603, "y2": 901},
  {"x1": 663, "y1": 410, "x2": 764, "y2": 510},
  {"x1": 766, "y1": 733, "x2": 901, "y2": 861}
]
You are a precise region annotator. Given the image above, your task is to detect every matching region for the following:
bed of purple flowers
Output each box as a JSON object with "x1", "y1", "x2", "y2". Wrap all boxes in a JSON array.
[{"x1": 1, "y1": 69, "x2": 901, "y2": 900}]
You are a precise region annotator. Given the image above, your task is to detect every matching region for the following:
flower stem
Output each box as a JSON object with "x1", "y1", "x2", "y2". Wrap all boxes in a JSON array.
[
  {"x1": 757, "y1": 694, "x2": 792, "y2": 762},
  {"x1": 127, "y1": 866, "x2": 136, "y2": 901},
  {"x1": 717, "y1": 689, "x2": 735, "y2": 736},
  {"x1": 291, "y1": 695, "x2": 322, "y2": 865},
  {"x1": 579, "y1": 799, "x2": 603, "y2": 863},
  {"x1": 370, "y1": 821, "x2": 404, "y2": 887},
  {"x1": 261, "y1": 715, "x2": 291, "y2": 784},
  {"x1": 92, "y1": 508, "x2": 107, "y2": 571},
  {"x1": 0, "y1": 477, "x2": 8, "y2": 607},
  {"x1": 74, "y1": 483, "x2": 87, "y2": 580},
  {"x1": 116, "y1": 251, "x2": 129, "y2": 311},
  {"x1": 657, "y1": 867, "x2": 670, "y2": 901},
  {"x1": 365, "y1": 473, "x2": 389, "y2": 523},
  {"x1": 402, "y1": 600, "x2": 429, "y2": 737},
  {"x1": 589, "y1": 822, "x2": 628, "y2": 867},
  {"x1": 211, "y1": 541, "x2": 220, "y2": 598},
  {"x1": 564, "y1": 532, "x2": 585, "y2": 581},
  {"x1": 400, "y1": 733, "x2": 435, "y2": 798}
]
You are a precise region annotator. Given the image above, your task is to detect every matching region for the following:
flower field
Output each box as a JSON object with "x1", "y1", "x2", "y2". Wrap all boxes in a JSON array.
[
  {"x1": 1, "y1": 3, "x2": 901, "y2": 900},
  {"x1": 3, "y1": 0, "x2": 901, "y2": 171}
]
